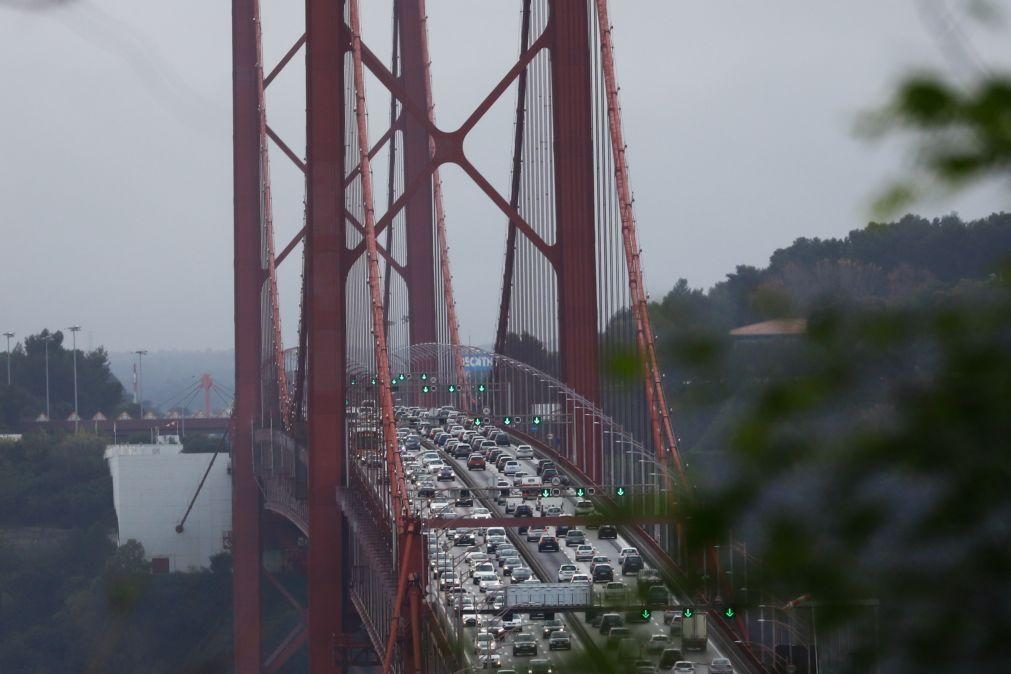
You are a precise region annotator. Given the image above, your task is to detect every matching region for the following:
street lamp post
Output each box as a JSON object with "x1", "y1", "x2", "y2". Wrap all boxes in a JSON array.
[
  {"x1": 68, "y1": 326, "x2": 81, "y2": 430},
  {"x1": 2, "y1": 331, "x2": 13, "y2": 386},
  {"x1": 134, "y1": 350, "x2": 148, "y2": 418},
  {"x1": 43, "y1": 333, "x2": 52, "y2": 419}
]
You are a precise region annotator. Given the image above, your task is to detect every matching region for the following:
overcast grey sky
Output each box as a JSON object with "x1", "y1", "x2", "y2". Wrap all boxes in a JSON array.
[{"x1": 2, "y1": 1, "x2": 1009, "y2": 352}]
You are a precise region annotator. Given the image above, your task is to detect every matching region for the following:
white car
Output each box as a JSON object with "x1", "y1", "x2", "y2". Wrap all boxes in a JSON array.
[
  {"x1": 477, "y1": 653, "x2": 501, "y2": 669},
  {"x1": 473, "y1": 631, "x2": 497, "y2": 654},
  {"x1": 473, "y1": 571, "x2": 498, "y2": 588},
  {"x1": 430, "y1": 499, "x2": 453, "y2": 513},
  {"x1": 515, "y1": 445, "x2": 534, "y2": 459},
  {"x1": 503, "y1": 460, "x2": 521, "y2": 476},
  {"x1": 673, "y1": 662, "x2": 696, "y2": 673},
  {"x1": 570, "y1": 574, "x2": 591, "y2": 585},
  {"x1": 473, "y1": 507, "x2": 492, "y2": 517},
  {"x1": 557, "y1": 564, "x2": 577, "y2": 582},
  {"x1": 618, "y1": 547, "x2": 640, "y2": 565},
  {"x1": 574, "y1": 544, "x2": 595, "y2": 561}
]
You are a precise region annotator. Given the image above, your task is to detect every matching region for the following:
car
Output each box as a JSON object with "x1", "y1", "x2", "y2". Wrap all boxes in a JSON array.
[
  {"x1": 540, "y1": 618, "x2": 564, "y2": 639},
  {"x1": 526, "y1": 527, "x2": 546, "y2": 542},
  {"x1": 439, "y1": 572, "x2": 459, "y2": 591},
  {"x1": 672, "y1": 662, "x2": 696, "y2": 673},
  {"x1": 537, "y1": 536, "x2": 559, "y2": 552},
  {"x1": 437, "y1": 466, "x2": 455, "y2": 481},
  {"x1": 709, "y1": 658, "x2": 734, "y2": 674},
  {"x1": 570, "y1": 573, "x2": 591, "y2": 585},
  {"x1": 543, "y1": 505, "x2": 563, "y2": 517},
  {"x1": 646, "y1": 584, "x2": 669, "y2": 607},
  {"x1": 503, "y1": 461, "x2": 521, "y2": 476},
  {"x1": 574, "y1": 544, "x2": 595, "y2": 561},
  {"x1": 477, "y1": 653, "x2": 502, "y2": 669},
  {"x1": 573, "y1": 499, "x2": 594, "y2": 516},
  {"x1": 465, "y1": 551, "x2": 490, "y2": 565},
  {"x1": 511, "y1": 567, "x2": 532, "y2": 583},
  {"x1": 501, "y1": 615, "x2": 524, "y2": 632},
  {"x1": 535, "y1": 460, "x2": 555, "y2": 475},
  {"x1": 599, "y1": 612, "x2": 625, "y2": 635},
  {"x1": 603, "y1": 581, "x2": 627, "y2": 601},
  {"x1": 526, "y1": 659, "x2": 553, "y2": 674},
  {"x1": 590, "y1": 556, "x2": 611, "y2": 572},
  {"x1": 645, "y1": 633, "x2": 671, "y2": 655},
  {"x1": 618, "y1": 547, "x2": 640, "y2": 565},
  {"x1": 564, "y1": 530, "x2": 585, "y2": 547},
  {"x1": 461, "y1": 610, "x2": 480, "y2": 627},
  {"x1": 605, "y1": 626, "x2": 631, "y2": 649},
  {"x1": 417, "y1": 482, "x2": 436, "y2": 498},
  {"x1": 515, "y1": 445, "x2": 534, "y2": 459},
  {"x1": 512, "y1": 632, "x2": 538, "y2": 657},
  {"x1": 430, "y1": 499, "x2": 453, "y2": 513},
  {"x1": 598, "y1": 524, "x2": 618, "y2": 539},
  {"x1": 547, "y1": 631, "x2": 571, "y2": 650},
  {"x1": 592, "y1": 563, "x2": 614, "y2": 583},
  {"x1": 467, "y1": 454, "x2": 487, "y2": 470},
  {"x1": 480, "y1": 576, "x2": 502, "y2": 592},
  {"x1": 474, "y1": 631, "x2": 498, "y2": 655},
  {"x1": 665, "y1": 609, "x2": 683, "y2": 633},
  {"x1": 471, "y1": 562, "x2": 495, "y2": 578},
  {"x1": 514, "y1": 504, "x2": 534, "y2": 518},
  {"x1": 455, "y1": 490, "x2": 474, "y2": 508},
  {"x1": 501, "y1": 557, "x2": 523, "y2": 575},
  {"x1": 621, "y1": 555, "x2": 644, "y2": 575},
  {"x1": 658, "y1": 648, "x2": 685, "y2": 670},
  {"x1": 557, "y1": 563, "x2": 577, "y2": 582},
  {"x1": 632, "y1": 660, "x2": 657, "y2": 674},
  {"x1": 453, "y1": 444, "x2": 472, "y2": 458}
]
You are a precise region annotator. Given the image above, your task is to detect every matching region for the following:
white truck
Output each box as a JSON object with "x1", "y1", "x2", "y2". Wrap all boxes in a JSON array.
[{"x1": 681, "y1": 611, "x2": 708, "y2": 652}]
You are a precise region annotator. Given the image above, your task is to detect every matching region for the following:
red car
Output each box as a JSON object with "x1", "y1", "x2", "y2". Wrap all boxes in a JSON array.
[{"x1": 467, "y1": 453, "x2": 486, "y2": 470}]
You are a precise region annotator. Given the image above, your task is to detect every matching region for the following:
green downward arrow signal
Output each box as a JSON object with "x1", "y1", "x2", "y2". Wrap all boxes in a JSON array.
[
  {"x1": 724, "y1": 607, "x2": 736, "y2": 619},
  {"x1": 576, "y1": 488, "x2": 585, "y2": 497},
  {"x1": 541, "y1": 489, "x2": 550, "y2": 498},
  {"x1": 616, "y1": 487, "x2": 625, "y2": 497},
  {"x1": 640, "y1": 608, "x2": 651, "y2": 620},
  {"x1": 683, "y1": 607, "x2": 694, "y2": 618}
]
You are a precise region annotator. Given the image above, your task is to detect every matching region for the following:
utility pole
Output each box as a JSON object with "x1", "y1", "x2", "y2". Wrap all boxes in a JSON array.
[
  {"x1": 134, "y1": 350, "x2": 148, "y2": 418},
  {"x1": 2, "y1": 332, "x2": 13, "y2": 386},
  {"x1": 68, "y1": 326, "x2": 81, "y2": 430}
]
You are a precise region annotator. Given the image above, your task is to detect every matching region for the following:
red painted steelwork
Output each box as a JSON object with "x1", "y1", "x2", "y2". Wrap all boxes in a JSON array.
[
  {"x1": 305, "y1": 0, "x2": 348, "y2": 670},
  {"x1": 413, "y1": 0, "x2": 471, "y2": 406},
  {"x1": 594, "y1": 0, "x2": 684, "y2": 480},
  {"x1": 550, "y1": 2, "x2": 602, "y2": 482},
  {"x1": 231, "y1": 1, "x2": 263, "y2": 671},
  {"x1": 399, "y1": 0, "x2": 438, "y2": 347}
]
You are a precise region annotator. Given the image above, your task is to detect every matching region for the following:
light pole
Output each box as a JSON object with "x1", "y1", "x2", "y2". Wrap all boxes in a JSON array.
[
  {"x1": 2, "y1": 331, "x2": 13, "y2": 386},
  {"x1": 43, "y1": 333, "x2": 52, "y2": 419},
  {"x1": 134, "y1": 350, "x2": 148, "y2": 417},
  {"x1": 68, "y1": 326, "x2": 81, "y2": 428}
]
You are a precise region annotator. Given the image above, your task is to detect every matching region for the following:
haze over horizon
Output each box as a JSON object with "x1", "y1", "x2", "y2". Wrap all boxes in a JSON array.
[{"x1": 3, "y1": 0, "x2": 1009, "y2": 351}]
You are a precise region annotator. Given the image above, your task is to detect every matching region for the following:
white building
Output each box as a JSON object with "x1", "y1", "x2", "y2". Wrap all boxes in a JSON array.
[{"x1": 105, "y1": 435, "x2": 232, "y2": 572}]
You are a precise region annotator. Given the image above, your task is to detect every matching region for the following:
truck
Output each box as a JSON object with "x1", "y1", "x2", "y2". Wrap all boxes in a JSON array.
[{"x1": 681, "y1": 611, "x2": 708, "y2": 652}]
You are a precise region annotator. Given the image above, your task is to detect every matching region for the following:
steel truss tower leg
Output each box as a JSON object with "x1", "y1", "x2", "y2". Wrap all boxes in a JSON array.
[
  {"x1": 305, "y1": 1, "x2": 348, "y2": 672},
  {"x1": 550, "y1": 1, "x2": 602, "y2": 482},
  {"x1": 232, "y1": 0, "x2": 263, "y2": 671}
]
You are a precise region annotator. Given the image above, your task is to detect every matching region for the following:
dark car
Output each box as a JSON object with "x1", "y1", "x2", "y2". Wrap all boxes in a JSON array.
[
  {"x1": 454, "y1": 444, "x2": 471, "y2": 458},
  {"x1": 417, "y1": 482, "x2": 436, "y2": 498},
  {"x1": 592, "y1": 563, "x2": 614, "y2": 583},
  {"x1": 514, "y1": 504, "x2": 534, "y2": 518},
  {"x1": 598, "y1": 524, "x2": 618, "y2": 539},
  {"x1": 436, "y1": 467, "x2": 455, "y2": 481},
  {"x1": 536, "y1": 460, "x2": 556, "y2": 476},
  {"x1": 621, "y1": 555, "x2": 644, "y2": 575},
  {"x1": 512, "y1": 632, "x2": 538, "y2": 657},
  {"x1": 537, "y1": 536, "x2": 559, "y2": 552},
  {"x1": 455, "y1": 489, "x2": 474, "y2": 508},
  {"x1": 467, "y1": 454, "x2": 486, "y2": 470},
  {"x1": 494, "y1": 432, "x2": 511, "y2": 446},
  {"x1": 555, "y1": 523, "x2": 572, "y2": 537},
  {"x1": 454, "y1": 533, "x2": 476, "y2": 547},
  {"x1": 646, "y1": 585, "x2": 669, "y2": 607},
  {"x1": 541, "y1": 619, "x2": 564, "y2": 639},
  {"x1": 658, "y1": 648, "x2": 685, "y2": 670}
]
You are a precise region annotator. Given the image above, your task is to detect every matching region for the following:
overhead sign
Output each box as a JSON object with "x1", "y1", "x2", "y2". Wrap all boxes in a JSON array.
[{"x1": 463, "y1": 354, "x2": 494, "y2": 373}]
